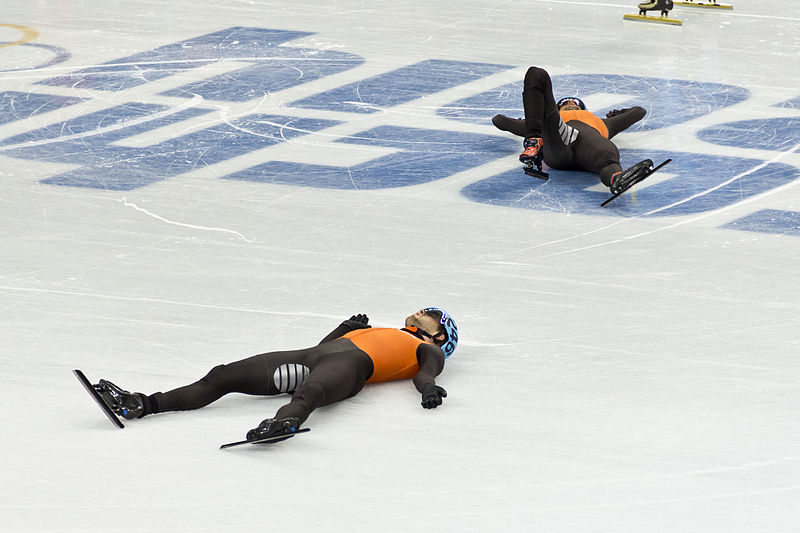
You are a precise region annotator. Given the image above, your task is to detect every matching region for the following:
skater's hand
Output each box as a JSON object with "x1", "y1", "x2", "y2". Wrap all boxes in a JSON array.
[
  {"x1": 340, "y1": 314, "x2": 370, "y2": 332},
  {"x1": 421, "y1": 383, "x2": 447, "y2": 409},
  {"x1": 349, "y1": 314, "x2": 369, "y2": 325},
  {"x1": 605, "y1": 108, "x2": 627, "y2": 118}
]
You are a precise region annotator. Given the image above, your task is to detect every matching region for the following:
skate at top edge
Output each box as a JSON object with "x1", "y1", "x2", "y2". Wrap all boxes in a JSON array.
[
  {"x1": 638, "y1": 0, "x2": 674, "y2": 17},
  {"x1": 674, "y1": 0, "x2": 732, "y2": 8},
  {"x1": 624, "y1": 0, "x2": 682, "y2": 25}
]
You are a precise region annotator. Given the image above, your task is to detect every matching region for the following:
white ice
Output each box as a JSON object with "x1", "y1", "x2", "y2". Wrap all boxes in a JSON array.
[{"x1": 2, "y1": 1, "x2": 799, "y2": 531}]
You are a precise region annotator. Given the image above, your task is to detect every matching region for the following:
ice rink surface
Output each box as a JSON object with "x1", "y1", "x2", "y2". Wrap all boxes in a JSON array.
[{"x1": 2, "y1": 1, "x2": 799, "y2": 531}]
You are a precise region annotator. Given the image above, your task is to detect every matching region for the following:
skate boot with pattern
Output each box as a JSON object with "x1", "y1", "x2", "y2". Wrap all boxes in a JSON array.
[{"x1": 519, "y1": 137, "x2": 548, "y2": 179}]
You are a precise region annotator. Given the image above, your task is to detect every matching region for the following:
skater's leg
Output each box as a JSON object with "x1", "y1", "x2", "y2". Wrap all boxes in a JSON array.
[
  {"x1": 522, "y1": 66, "x2": 576, "y2": 169},
  {"x1": 569, "y1": 124, "x2": 623, "y2": 186},
  {"x1": 147, "y1": 348, "x2": 315, "y2": 414},
  {"x1": 522, "y1": 66, "x2": 552, "y2": 138},
  {"x1": 272, "y1": 347, "x2": 373, "y2": 425},
  {"x1": 491, "y1": 114, "x2": 526, "y2": 137}
]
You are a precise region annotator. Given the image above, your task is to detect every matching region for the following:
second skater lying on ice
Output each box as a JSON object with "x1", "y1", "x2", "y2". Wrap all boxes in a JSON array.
[{"x1": 492, "y1": 66, "x2": 653, "y2": 195}]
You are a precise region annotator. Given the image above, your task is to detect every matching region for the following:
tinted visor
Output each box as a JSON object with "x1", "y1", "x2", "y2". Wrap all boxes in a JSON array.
[
  {"x1": 422, "y1": 309, "x2": 447, "y2": 345},
  {"x1": 557, "y1": 97, "x2": 585, "y2": 110}
]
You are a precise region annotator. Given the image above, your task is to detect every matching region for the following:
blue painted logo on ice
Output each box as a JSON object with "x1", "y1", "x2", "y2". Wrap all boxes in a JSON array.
[{"x1": 1, "y1": 26, "x2": 799, "y2": 229}]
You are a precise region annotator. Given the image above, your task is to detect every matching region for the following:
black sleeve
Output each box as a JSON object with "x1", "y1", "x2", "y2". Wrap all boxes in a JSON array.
[
  {"x1": 318, "y1": 320, "x2": 371, "y2": 345},
  {"x1": 412, "y1": 343, "x2": 445, "y2": 393},
  {"x1": 603, "y1": 106, "x2": 646, "y2": 139}
]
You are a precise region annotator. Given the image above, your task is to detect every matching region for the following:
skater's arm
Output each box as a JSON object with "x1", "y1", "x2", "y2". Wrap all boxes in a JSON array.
[
  {"x1": 603, "y1": 106, "x2": 646, "y2": 138},
  {"x1": 414, "y1": 344, "x2": 447, "y2": 408},
  {"x1": 318, "y1": 314, "x2": 371, "y2": 344}
]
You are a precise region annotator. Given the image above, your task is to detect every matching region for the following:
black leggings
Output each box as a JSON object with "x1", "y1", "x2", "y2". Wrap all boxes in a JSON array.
[
  {"x1": 522, "y1": 66, "x2": 622, "y2": 185},
  {"x1": 147, "y1": 338, "x2": 374, "y2": 424}
]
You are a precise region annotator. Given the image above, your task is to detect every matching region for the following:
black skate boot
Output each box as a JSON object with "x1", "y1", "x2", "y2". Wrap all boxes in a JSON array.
[
  {"x1": 609, "y1": 159, "x2": 654, "y2": 194},
  {"x1": 246, "y1": 416, "x2": 302, "y2": 443},
  {"x1": 638, "y1": 0, "x2": 674, "y2": 16},
  {"x1": 95, "y1": 379, "x2": 146, "y2": 420}
]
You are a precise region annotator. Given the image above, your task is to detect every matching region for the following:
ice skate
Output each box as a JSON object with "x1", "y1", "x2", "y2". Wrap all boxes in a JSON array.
[
  {"x1": 602, "y1": 158, "x2": 671, "y2": 207},
  {"x1": 624, "y1": 0, "x2": 682, "y2": 25},
  {"x1": 246, "y1": 416, "x2": 302, "y2": 443},
  {"x1": 674, "y1": 0, "x2": 733, "y2": 9},
  {"x1": 519, "y1": 137, "x2": 549, "y2": 180},
  {"x1": 609, "y1": 159, "x2": 654, "y2": 195},
  {"x1": 95, "y1": 379, "x2": 145, "y2": 420},
  {"x1": 638, "y1": 0, "x2": 674, "y2": 16}
]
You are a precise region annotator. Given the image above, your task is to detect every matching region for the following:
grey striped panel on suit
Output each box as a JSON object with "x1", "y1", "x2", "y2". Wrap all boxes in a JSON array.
[{"x1": 273, "y1": 363, "x2": 310, "y2": 393}]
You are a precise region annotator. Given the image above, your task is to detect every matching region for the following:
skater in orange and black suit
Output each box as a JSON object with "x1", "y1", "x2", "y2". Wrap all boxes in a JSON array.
[
  {"x1": 493, "y1": 66, "x2": 647, "y2": 190},
  {"x1": 90, "y1": 308, "x2": 457, "y2": 442}
]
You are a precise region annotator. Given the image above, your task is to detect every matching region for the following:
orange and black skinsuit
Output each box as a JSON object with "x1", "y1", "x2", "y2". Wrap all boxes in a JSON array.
[
  {"x1": 492, "y1": 66, "x2": 647, "y2": 187},
  {"x1": 137, "y1": 317, "x2": 445, "y2": 425}
]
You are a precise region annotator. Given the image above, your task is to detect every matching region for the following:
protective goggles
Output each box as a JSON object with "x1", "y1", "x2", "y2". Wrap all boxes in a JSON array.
[{"x1": 556, "y1": 97, "x2": 586, "y2": 110}]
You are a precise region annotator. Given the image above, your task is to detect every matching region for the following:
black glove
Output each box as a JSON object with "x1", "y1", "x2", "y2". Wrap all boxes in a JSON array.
[
  {"x1": 348, "y1": 314, "x2": 369, "y2": 325},
  {"x1": 605, "y1": 108, "x2": 628, "y2": 118},
  {"x1": 421, "y1": 383, "x2": 447, "y2": 409}
]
